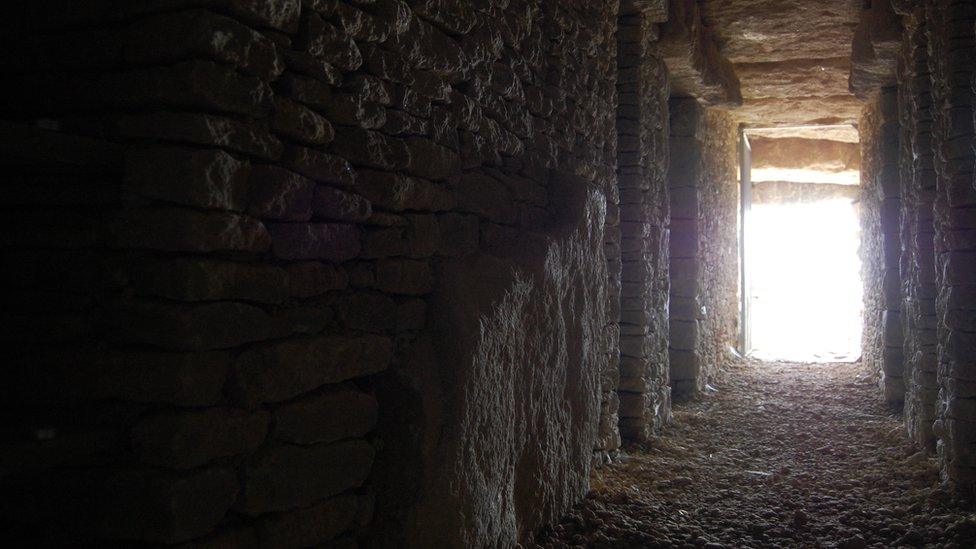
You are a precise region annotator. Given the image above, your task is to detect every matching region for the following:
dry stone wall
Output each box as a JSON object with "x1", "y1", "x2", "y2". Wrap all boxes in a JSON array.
[
  {"x1": 0, "y1": 0, "x2": 625, "y2": 545},
  {"x1": 667, "y1": 98, "x2": 738, "y2": 397},
  {"x1": 860, "y1": 88, "x2": 905, "y2": 404},
  {"x1": 923, "y1": 0, "x2": 976, "y2": 492},
  {"x1": 867, "y1": 0, "x2": 976, "y2": 493},
  {"x1": 614, "y1": 0, "x2": 672, "y2": 444},
  {"x1": 897, "y1": 5, "x2": 939, "y2": 451}
]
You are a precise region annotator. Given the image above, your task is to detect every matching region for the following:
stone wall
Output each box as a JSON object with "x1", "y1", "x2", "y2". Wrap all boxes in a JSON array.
[
  {"x1": 0, "y1": 0, "x2": 623, "y2": 545},
  {"x1": 859, "y1": 88, "x2": 904, "y2": 404},
  {"x1": 924, "y1": 0, "x2": 976, "y2": 492},
  {"x1": 668, "y1": 98, "x2": 739, "y2": 397},
  {"x1": 614, "y1": 0, "x2": 672, "y2": 444}
]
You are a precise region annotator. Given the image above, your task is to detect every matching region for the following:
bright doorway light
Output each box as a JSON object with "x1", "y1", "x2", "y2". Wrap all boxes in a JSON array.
[{"x1": 748, "y1": 197, "x2": 862, "y2": 362}]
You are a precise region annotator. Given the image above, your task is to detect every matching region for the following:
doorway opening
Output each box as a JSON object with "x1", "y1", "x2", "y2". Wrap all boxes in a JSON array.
[{"x1": 740, "y1": 127, "x2": 863, "y2": 362}]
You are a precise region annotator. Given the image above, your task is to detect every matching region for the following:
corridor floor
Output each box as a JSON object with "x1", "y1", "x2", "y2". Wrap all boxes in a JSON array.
[{"x1": 536, "y1": 360, "x2": 976, "y2": 548}]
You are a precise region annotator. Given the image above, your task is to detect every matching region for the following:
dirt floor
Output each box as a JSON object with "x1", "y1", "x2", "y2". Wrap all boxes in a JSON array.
[{"x1": 535, "y1": 360, "x2": 976, "y2": 548}]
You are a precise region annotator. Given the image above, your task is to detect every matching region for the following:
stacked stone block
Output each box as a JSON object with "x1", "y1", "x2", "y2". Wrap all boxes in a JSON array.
[
  {"x1": 897, "y1": 6, "x2": 939, "y2": 449},
  {"x1": 0, "y1": 0, "x2": 623, "y2": 545},
  {"x1": 615, "y1": 1, "x2": 672, "y2": 443},
  {"x1": 667, "y1": 98, "x2": 738, "y2": 398},
  {"x1": 860, "y1": 88, "x2": 905, "y2": 404},
  {"x1": 924, "y1": 0, "x2": 976, "y2": 491}
]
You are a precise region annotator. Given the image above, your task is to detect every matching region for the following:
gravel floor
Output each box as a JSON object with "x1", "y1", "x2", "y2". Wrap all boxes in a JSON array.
[{"x1": 535, "y1": 360, "x2": 976, "y2": 548}]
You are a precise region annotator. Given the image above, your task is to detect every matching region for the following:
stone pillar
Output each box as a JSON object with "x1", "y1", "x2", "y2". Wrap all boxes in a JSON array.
[
  {"x1": 860, "y1": 88, "x2": 904, "y2": 404},
  {"x1": 898, "y1": 6, "x2": 939, "y2": 449},
  {"x1": 615, "y1": 1, "x2": 672, "y2": 442},
  {"x1": 667, "y1": 98, "x2": 738, "y2": 398}
]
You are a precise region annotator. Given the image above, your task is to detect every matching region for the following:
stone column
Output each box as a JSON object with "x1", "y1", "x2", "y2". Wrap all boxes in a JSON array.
[
  {"x1": 898, "y1": 5, "x2": 939, "y2": 449},
  {"x1": 615, "y1": 1, "x2": 672, "y2": 442},
  {"x1": 860, "y1": 88, "x2": 904, "y2": 403}
]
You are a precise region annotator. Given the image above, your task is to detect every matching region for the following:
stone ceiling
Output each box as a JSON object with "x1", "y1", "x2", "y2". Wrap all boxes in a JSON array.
[{"x1": 699, "y1": 0, "x2": 863, "y2": 130}]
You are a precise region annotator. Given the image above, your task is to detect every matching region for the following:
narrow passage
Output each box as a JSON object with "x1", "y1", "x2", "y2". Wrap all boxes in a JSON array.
[{"x1": 537, "y1": 361, "x2": 976, "y2": 548}]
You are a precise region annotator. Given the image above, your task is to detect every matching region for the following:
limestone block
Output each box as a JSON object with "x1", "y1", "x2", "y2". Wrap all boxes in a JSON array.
[
  {"x1": 275, "y1": 388, "x2": 378, "y2": 445},
  {"x1": 256, "y1": 494, "x2": 366, "y2": 548},
  {"x1": 125, "y1": 147, "x2": 250, "y2": 212},
  {"x1": 97, "y1": 468, "x2": 239, "y2": 543},
  {"x1": 131, "y1": 408, "x2": 268, "y2": 469},
  {"x1": 331, "y1": 128, "x2": 411, "y2": 171},
  {"x1": 359, "y1": 170, "x2": 456, "y2": 212},
  {"x1": 237, "y1": 440, "x2": 374, "y2": 516},
  {"x1": 277, "y1": 72, "x2": 333, "y2": 110},
  {"x1": 299, "y1": 13, "x2": 362, "y2": 72},
  {"x1": 123, "y1": 10, "x2": 284, "y2": 80},
  {"x1": 656, "y1": 1, "x2": 741, "y2": 106},
  {"x1": 114, "y1": 300, "x2": 287, "y2": 351},
  {"x1": 312, "y1": 186, "x2": 372, "y2": 222},
  {"x1": 232, "y1": 335, "x2": 393, "y2": 404},
  {"x1": 286, "y1": 262, "x2": 348, "y2": 297},
  {"x1": 247, "y1": 165, "x2": 316, "y2": 221},
  {"x1": 282, "y1": 146, "x2": 356, "y2": 188},
  {"x1": 128, "y1": 257, "x2": 289, "y2": 303},
  {"x1": 116, "y1": 112, "x2": 283, "y2": 160},
  {"x1": 271, "y1": 98, "x2": 335, "y2": 146},
  {"x1": 373, "y1": 258, "x2": 434, "y2": 295},
  {"x1": 99, "y1": 60, "x2": 273, "y2": 117},
  {"x1": 269, "y1": 222, "x2": 361, "y2": 262},
  {"x1": 113, "y1": 208, "x2": 271, "y2": 253}
]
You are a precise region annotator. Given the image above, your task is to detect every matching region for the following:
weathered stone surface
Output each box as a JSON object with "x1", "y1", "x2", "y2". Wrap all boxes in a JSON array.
[
  {"x1": 699, "y1": 0, "x2": 862, "y2": 128},
  {"x1": 281, "y1": 146, "x2": 356, "y2": 187},
  {"x1": 97, "y1": 468, "x2": 238, "y2": 543},
  {"x1": 312, "y1": 186, "x2": 372, "y2": 222},
  {"x1": 99, "y1": 60, "x2": 273, "y2": 117},
  {"x1": 657, "y1": 0, "x2": 741, "y2": 106},
  {"x1": 115, "y1": 300, "x2": 288, "y2": 351},
  {"x1": 256, "y1": 494, "x2": 366, "y2": 547},
  {"x1": 861, "y1": 88, "x2": 903, "y2": 403},
  {"x1": 237, "y1": 440, "x2": 374, "y2": 515},
  {"x1": 275, "y1": 388, "x2": 378, "y2": 445},
  {"x1": 123, "y1": 10, "x2": 284, "y2": 80},
  {"x1": 271, "y1": 98, "x2": 335, "y2": 145},
  {"x1": 8, "y1": 349, "x2": 230, "y2": 407},
  {"x1": 247, "y1": 165, "x2": 316, "y2": 221},
  {"x1": 128, "y1": 257, "x2": 288, "y2": 303},
  {"x1": 269, "y1": 222, "x2": 361, "y2": 262},
  {"x1": 131, "y1": 408, "x2": 269, "y2": 468},
  {"x1": 232, "y1": 335, "x2": 393, "y2": 404},
  {"x1": 330, "y1": 127, "x2": 411, "y2": 170},
  {"x1": 125, "y1": 147, "x2": 251, "y2": 211},
  {"x1": 114, "y1": 208, "x2": 271, "y2": 253},
  {"x1": 115, "y1": 112, "x2": 284, "y2": 159},
  {"x1": 286, "y1": 262, "x2": 348, "y2": 296},
  {"x1": 359, "y1": 170, "x2": 455, "y2": 211},
  {"x1": 849, "y1": 0, "x2": 902, "y2": 99},
  {"x1": 750, "y1": 137, "x2": 860, "y2": 173}
]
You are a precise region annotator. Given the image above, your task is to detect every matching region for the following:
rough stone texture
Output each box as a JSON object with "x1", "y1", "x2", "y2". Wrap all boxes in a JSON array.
[
  {"x1": 614, "y1": 3, "x2": 672, "y2": 445},
  {"x1": 751, "y1": 181, "x2": 860, "y2": 205},
  {"x1": 850, "y1": 0, "x2": 903, "y2": 99},
  {"x1": 668, "y1": 98, "x2": 739, "y2": 397},
  {"x1": 923, "y1": 0, "x2": 976, "y2": 492},
  {"x1": 700, "y1": 0, "x2": 863, "y2": 127},
  {"x1": 897, "y1": 5, "x2": 940, "y2": 454},
  {"x1": 860, "y1": 88, "x2": 904, "y2": 403},
  {"x1": 749, "y1": 137, "x2": 861, "y2": 174},
  {"x1": 655, "y1": 0, "x2": 741, "y2": 107}
]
